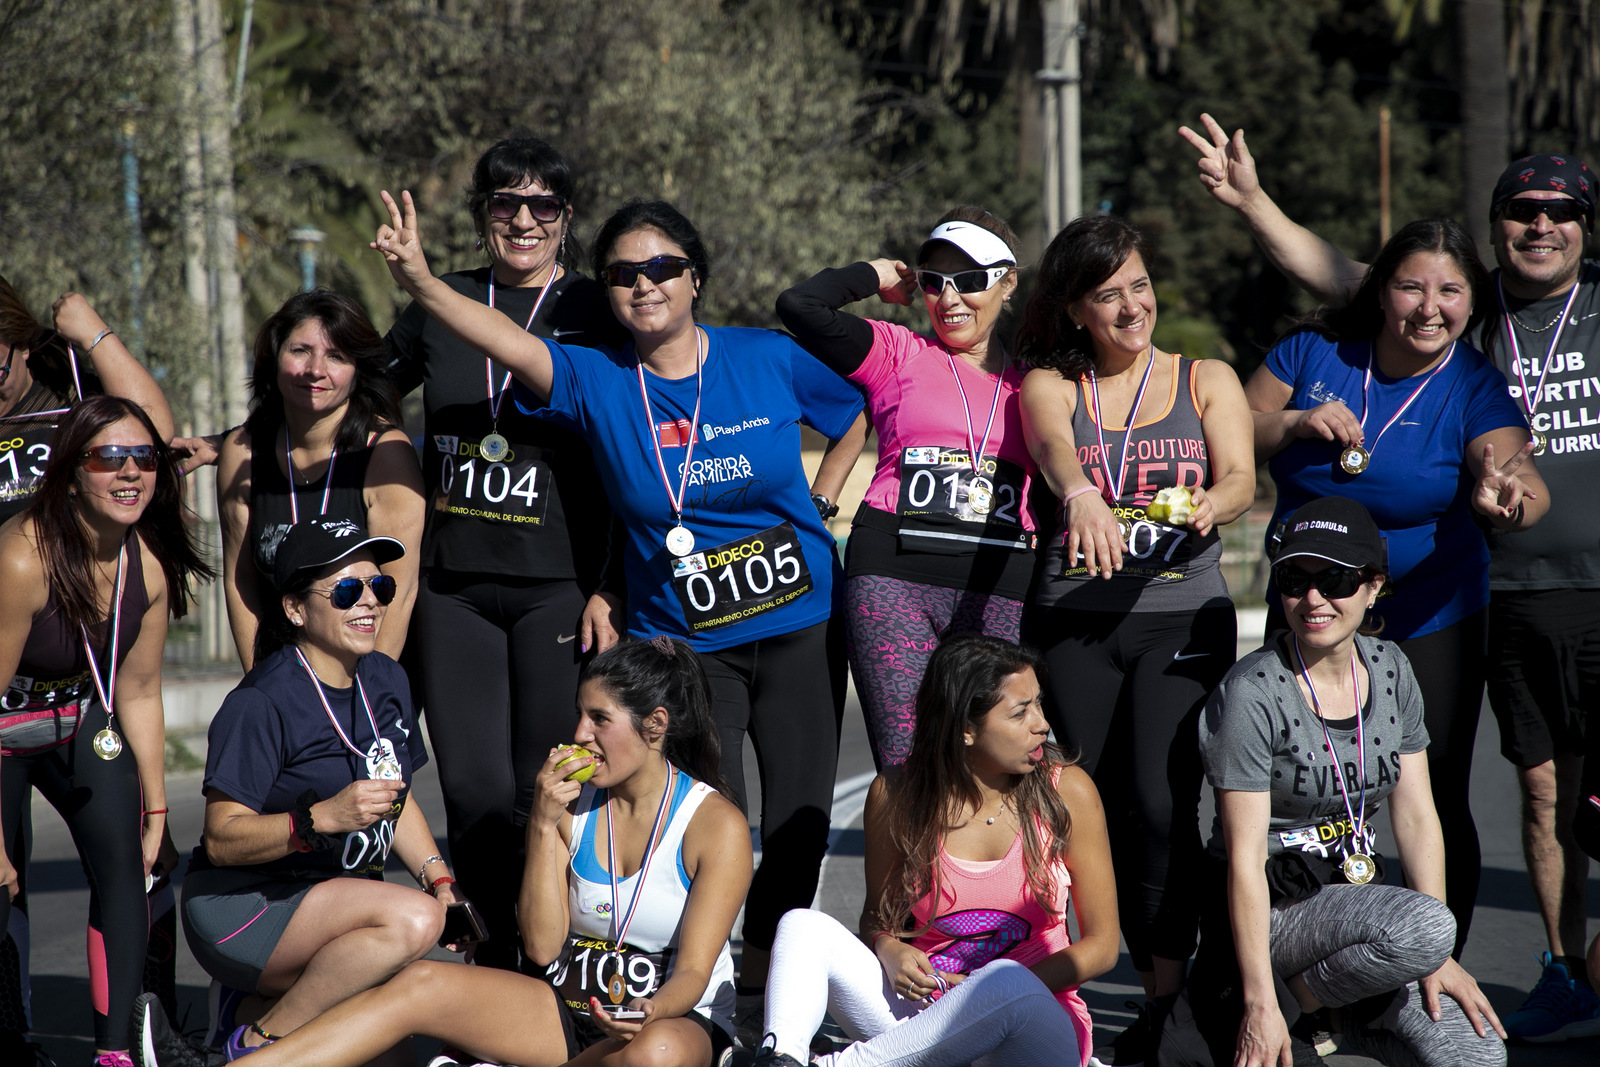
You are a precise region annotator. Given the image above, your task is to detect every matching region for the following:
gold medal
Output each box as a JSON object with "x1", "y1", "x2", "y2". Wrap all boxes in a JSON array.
[
  {"x1": 1116, "y1": 515, "x2": 1133, "y2": 545},
  {"x1": 1338, "y1": 444, "x2": 1370, "y2": 475},
  {"x1": 607, "y1": 970, "x2": 626, "y2": 1004},
  {"x1": 1342, "y1": 853, "x2": 1376, "y2": 885},
  {"x1": 1532, "y1": 430, "x2": 1547, "y2": 456},
  {"x1": 93, "y1": 727, "x2": 123, "y2": 760},
  {"x1": 479, "y1": 433, "x2": 511, "y2": 464},
  {"x1": 967, "y1": 477, "x2": 993, "y2": 516}
]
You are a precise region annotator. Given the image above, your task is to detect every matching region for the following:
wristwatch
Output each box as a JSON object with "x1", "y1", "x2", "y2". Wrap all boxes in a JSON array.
[{"x1": 811, "y1": 493, "x2": 839, "y2": 520}]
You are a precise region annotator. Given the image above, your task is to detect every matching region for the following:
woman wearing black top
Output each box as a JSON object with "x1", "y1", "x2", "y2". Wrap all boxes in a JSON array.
[{"x1": 382, "y1": 135, "x2": 626, "y2": 971}]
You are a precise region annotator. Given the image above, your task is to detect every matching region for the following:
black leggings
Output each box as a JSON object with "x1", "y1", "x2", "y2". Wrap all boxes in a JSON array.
[
  {"x1": 0, "y1": 702, "x2": 147, "y2": 1051},
  {"x1": 701, "y1": 618, "x2": 846, "y2": 952},
  {"x1": 414, "y1": 570, "x2": 587, "y2": 971},
  {"x1": 1030, "y1": 602, "x2": 1236, "y2": 970},
  {"x1": 1265, "y1": 607, "x2": 1488, "y2": 954}
]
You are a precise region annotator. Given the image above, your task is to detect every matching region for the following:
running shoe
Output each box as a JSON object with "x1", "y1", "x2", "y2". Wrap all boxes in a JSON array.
[
  {"x1": 92, "y1": 1055, "x2": 135, "y2": 1067},
  {"x1": 718, "y1": 1034, "x2": 805, "y2": 1066},
  {"x1": 133, "y1": 992, "x2": 226, "y2": 1067},
  {"x1": 731, "y1": 994, "x2": 764, "y2": 1050},
  {"x1": 425, "y1": 1051, "x2": 502, "y2": 1067},
  {"x1": 204, "y1": 982, "x2": 247, "y2": 1048},
  {"x1": 1106, "y1": 996, "x2": 1171, "y2": 1066},
  {"x1": 222, "y1": 1026, "x2": 270, "y2": 1062},
  {"x1": 1503, "y1": 951, "x2": 1600, "y2": 1043}
]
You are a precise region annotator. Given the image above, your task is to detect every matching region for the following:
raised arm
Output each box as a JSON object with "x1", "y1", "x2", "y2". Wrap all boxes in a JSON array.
[
  {"x1": 1178, "y1": 115, "x2": 1367, "y2": 306},
  {"x1": 372, "y1": 190, "x2": 557, "y2": 401},
  {"x1": 519, "y1": 746, "x2": 585, "y2": 968},
  {"x1": 775, "y1": 260, "x2": 912, "y2": 377},
  {"x1": 216, "y1": 428, "x2": 262, "y2": 670},
  {"x1": 50, "y1": 293, "x2": 176, "y2": 441}
]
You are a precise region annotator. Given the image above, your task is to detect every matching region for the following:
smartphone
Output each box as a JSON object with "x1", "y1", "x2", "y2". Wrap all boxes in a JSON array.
[
  {"x1": 599, "y1": 1005, "x2": 647, "y2": 1020},
  {"x1": 438, "y1": 900, "x2": 489, "y2": 948}
]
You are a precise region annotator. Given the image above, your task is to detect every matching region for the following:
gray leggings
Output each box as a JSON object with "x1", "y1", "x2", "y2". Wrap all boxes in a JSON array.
[{"x1": 1269, "y1": 884, "x2": 1504, "y2": 1067}]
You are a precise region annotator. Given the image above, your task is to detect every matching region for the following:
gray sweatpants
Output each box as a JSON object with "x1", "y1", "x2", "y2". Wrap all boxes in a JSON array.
[{"x1": 1269, "y1": 883, "x2": 1504, "y2": 1067}]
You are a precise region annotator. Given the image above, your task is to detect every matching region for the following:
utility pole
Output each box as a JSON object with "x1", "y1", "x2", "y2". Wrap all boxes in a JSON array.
[
  {"x1": 1039, "y1": 0, "x2": 1082, "y2": 241},
  {"x1": 197, "y1": 0, "x2": 248, "y2": 432},
  {"x1": 116, "y1": 96, "x2": 146, "y2": 360},
  {"x1": 290, "y1": 227, "x2": 327, "y2": 292}
]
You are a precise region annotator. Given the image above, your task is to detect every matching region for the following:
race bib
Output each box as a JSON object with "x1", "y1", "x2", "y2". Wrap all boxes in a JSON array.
[
  {"x1": 547, "y1": 935, "x2": 670, "y2": 1015},
  {"x1": 1058, "y1": 505, "x2": 1197, "y2": 582},
  {"x1": 0, "y1": 424, "x2": 54, "y2": 511},
  {"x1": 896, "y1": 447, "x2": 1024, "y2": 527},
  {"x1": 434, "y1": 435, "x2": 553, "y2": 526},
  {"x1": 670, "y1": 522, "x2": 813, "y2": 632},
  {"x1": 1277, "y1": 815, "x2": 1378, "y2": 865},
  {"x1": 338, "y1": 796, "x2": 404, "y2": 876}
]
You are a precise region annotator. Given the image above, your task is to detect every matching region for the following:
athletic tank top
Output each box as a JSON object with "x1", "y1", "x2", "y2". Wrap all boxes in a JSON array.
[
  {"x1": 562, "y1": 770, "x2": 735, "y2": 1031},
  {"x1": 1035, "y1": 354, "x2": 1227, "y2": 613},
  {"x1": 907, "y1": 795, "x2": 1093, "y2": 1065},
  {"x1": 248, "y1": 432, "x2": 374, "y2": 577},
  {"x1": 3, "y1": 533, "x2": 149, "y2": 751}
]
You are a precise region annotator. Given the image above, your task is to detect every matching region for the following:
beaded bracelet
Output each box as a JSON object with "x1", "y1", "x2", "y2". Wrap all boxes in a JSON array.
[{"x1": 429, "y1": 875, "x2": 456, "y2": 895}]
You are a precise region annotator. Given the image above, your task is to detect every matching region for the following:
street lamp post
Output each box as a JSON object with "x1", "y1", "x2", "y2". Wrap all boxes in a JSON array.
[{"x1": 289, "y1": 226, "x2": 327, "y2": 292}]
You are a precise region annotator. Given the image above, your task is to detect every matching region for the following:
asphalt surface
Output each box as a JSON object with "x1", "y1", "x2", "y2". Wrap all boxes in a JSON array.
[{"x1": 20, "y1": 620, "x2": 1600, "y2": 1065}]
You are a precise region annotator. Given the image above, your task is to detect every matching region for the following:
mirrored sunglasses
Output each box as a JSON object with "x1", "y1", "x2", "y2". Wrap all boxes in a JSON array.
[
  {"x1": 486, "y1": 193, "x2": 565, "y2": 223},
  {"x1": 79, "y1": 444, "x2": 159, "y2": 472},
  {"x1": 604, "y1": 256, "x2": 694, "y2": 288},
  {"x1": 314, "y1": 575, "x2": 398, "y2": 610},
  {"x1": 1273, "y1": 562, "x2": 1367, "y2": 600},
  {"x1": 915, "y1": 265, "x2": 1010, "y2": 296}
]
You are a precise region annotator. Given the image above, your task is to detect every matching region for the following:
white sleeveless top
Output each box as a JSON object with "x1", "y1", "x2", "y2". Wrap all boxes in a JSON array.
[{"x1": 567, "y1": 769, "x2": 736, "y2": 1032}]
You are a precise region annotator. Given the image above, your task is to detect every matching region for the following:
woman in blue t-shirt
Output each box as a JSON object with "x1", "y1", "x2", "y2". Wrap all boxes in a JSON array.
[
  {"x1": 1244, "y1": 217, "x2": 1547, "y2": 951},
  {"x1": 180, "y1": 520, "x2": 464, "y2": 1059},
  {"x1": 372, "y1": 193, "x2": 864, "y2": 1003}
]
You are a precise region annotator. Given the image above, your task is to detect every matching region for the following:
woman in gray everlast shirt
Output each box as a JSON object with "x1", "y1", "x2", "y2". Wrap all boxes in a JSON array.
[{"x1": 1197, "y1": 496, "x2": 1504, "y2": 1067}]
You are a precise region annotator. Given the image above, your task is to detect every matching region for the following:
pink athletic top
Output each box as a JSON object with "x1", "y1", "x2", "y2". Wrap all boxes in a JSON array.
[
  {"x1": 852, "y1": 320, "x2": 1039, "y2": 531},
  {"x1": 907, "y1": 819, "x2": 1093, "y2": 1064}
]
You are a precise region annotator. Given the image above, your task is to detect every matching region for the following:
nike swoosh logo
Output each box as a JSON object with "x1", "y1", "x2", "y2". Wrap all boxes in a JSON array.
[
  {"x1": 1172, "y1": 652, "x2": 1208, "y2": 661},
  {"x1": 1398, "y1": 421, "x2": 1421, "y2": 427},
  {"x1": 556, "y1": 634, "x2": 576, "y2": 644},
  {"x1": 551, "y1": 329, "x2": 584, "y2": 337}
]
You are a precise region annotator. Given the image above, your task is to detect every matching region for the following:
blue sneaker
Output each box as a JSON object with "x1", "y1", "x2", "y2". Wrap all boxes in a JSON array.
[
  {"x1": 204, "y1": 982, "x2": 247, "y2": 1047},
  {"x1": 223, "y1": 1026, "x2": 271, "y2": 1062},
  {"x1": 1504, "y1": 952, "x2": 1600, "y2": 1043}
]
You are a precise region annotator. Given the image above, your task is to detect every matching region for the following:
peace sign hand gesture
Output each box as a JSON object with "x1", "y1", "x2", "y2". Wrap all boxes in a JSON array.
[
  {"x1": 1178, "y1": 113, "x2": 1261, "y2": 211},
  {"x1": 1472, "y1": 440, "x2": 1538, "y2": 526},
  {"x1": 371, "y1": 189, "x2": 434, "y2": 295}
]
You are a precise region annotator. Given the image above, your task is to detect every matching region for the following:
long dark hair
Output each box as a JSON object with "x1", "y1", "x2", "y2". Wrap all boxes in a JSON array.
[
  {"x1": 580, "y1": 636, "x2": 732, "y2": 797},
  {"x1": 591, "y1": 200, "x2": 711, "y2": 311},
  {"x1": 1016, "y1": 215, "x2": 1152, "y2": 380},
  {"x1": 879, "y1": 635, "x2": 1072, "y2": 937},
  {"x1": 0, "y1": 275, "x2": 79, "y2": 402},
  {"x1": 29, "y1": 395, "x2": 212, "y2": 631},
  {"x1": 1298, "y1": 218, "x2": 1494, "y2": 344},
  {"x1": 253, "y1": 565, "x2": 317, "y2": 665},
  {"x1": 244, "y1": 290, "x2": 400, "y2": 455},
  {"x1": 465, "y1": 134, "x2": 584, "y2": 271}
]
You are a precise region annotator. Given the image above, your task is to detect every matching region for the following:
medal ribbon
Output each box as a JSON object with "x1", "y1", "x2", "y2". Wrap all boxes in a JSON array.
[
  {"x1": 0, "y1": 338, "x2": 84, "y2": 424},
  {"x1": 284, "y1": 432, "x2": 338, "y2": 524},
  {"x1": 293, "y1": 649, "x2": 386, "y2": 770},
  {"x1": 1496, "y1": 277, "x2": 1580, "y2": 425},
  {"x1": 1293, "y1": 636, "x2": 1368, "y2": 855},
  {"x1": 485, "y1": 261, "x2": 559, "y2": 426},
  {"x1": 944, "y1": 351, "x2": 1006, "y2": 483},
  {"x1": 635, "y1": 330, "x2": 705, "y2": 530},
  {"x1": 79, "y1": 534, "x2": 129, "y2": 727},
  {"x1": 1356, "y1": 341, "x2": 1457, "y2": 460},
  {"x1": 606, "y1": 763, "x2": 676, "y2": 949},
  {"x1": 1087, "y1": 349, "x2": 1156, "y2": 504}
]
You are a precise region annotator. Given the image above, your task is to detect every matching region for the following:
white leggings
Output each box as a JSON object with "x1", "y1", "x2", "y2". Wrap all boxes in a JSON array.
[{"x1": 765, "y1": 908, "x2": 1082, "y2": 1066}]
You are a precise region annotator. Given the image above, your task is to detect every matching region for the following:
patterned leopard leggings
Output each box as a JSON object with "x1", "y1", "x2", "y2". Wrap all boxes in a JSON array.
[{"x1": 845, "y1": 574, "x2": 1024, "y2": 769}]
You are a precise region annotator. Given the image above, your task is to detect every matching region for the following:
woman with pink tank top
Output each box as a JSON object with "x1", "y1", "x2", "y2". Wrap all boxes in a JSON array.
[{"x1": 729, "y1": 635, "x2": 1118, "y2": 1067}]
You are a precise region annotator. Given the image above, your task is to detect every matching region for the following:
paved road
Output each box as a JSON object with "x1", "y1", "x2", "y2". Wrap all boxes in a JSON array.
[{"x1": 22, "y1": 625, "x2": 1600, "y2": 1065}]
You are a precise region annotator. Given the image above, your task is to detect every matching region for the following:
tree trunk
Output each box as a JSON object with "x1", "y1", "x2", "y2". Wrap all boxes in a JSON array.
[
  {"x1": 1459, "y1": 0, "x2": 1510, "y2": 258},
  {"x1": 196, "y1": 0, "x2": 248, "y2": 431}
]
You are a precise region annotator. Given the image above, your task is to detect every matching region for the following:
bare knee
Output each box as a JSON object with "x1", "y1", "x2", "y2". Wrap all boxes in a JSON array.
[
  {"x1": 1519, "y1": 761, "x2": 1558, "y2": 822},
  {"x1": 611, "y1": 1024, "x2": 701, "y2": 1067},
  {"x1": 384, "y1": 893, "x2": 446, "y2": 964}
]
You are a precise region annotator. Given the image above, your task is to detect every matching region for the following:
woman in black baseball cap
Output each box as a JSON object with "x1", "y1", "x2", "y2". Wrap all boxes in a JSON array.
[
  {"x1": 1191, "y1": 497, "x2": 1506, "y2": 1067},
  {"x1": 179, "y1": 519, "x2": 466, "y2": 1059}
]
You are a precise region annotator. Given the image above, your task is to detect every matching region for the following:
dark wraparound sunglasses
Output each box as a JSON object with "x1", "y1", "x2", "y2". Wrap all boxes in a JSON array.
[
  {"x1": 1273, "y1": 562, "x2": 1368, "y2": 600},
  {"x1": 486, "y1": 193, "x2": 566, "y2": 223},
  {"x1": 1501, "y1": 198, "x2": 1590, "y2": 228},
  {"x1": 0, "y1": 344, "x2": 14, "y2": 385},
  {"x1": 79, "y1": 444, "x2": 159, "y2": 472},
  {"x1": 604, "y1": 256, "x2": 694, "y2": 288},
  {"x1": 915, "y1": 265, "x2": 1010, "y2": 296},
  {"x1": 312, "y1": 575, "x2": 398, "y2": 610}
]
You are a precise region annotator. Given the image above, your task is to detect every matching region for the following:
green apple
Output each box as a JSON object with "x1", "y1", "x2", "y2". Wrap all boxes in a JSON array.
[
  {"x1": 1146, "y1": 486, "x2": 1194, "y2": 526},
  {"x1": 556, "y1": 745, "x2": 598, "y2": 783}
]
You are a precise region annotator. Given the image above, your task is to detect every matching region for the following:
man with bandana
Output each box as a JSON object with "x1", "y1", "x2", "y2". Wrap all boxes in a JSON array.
[{"x1": 1180, "y1": 114, "x2": 1600, "y2": 1044}]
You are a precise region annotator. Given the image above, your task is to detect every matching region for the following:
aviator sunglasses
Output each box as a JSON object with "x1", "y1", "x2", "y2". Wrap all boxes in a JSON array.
[
  {"x1": 485, "y1": 192, "x2": 566, "y2": 223},
  {"x1": 915, "y1": 265, "x2": 1011, "y2": 296},
  {"x1": 1272, "y1": 562, "x2": 1369, "y2": 600},
  {"x1": 1501, "y1": 197, "x2": 1591, "y2": 228},
  {"x1": 604, "y1": 255, "x2": 694, "y2": 288},
  {"x1": 79, "y1": 444, "x2": 159, "y2": 473},
  {"x1": 311, "y1": 575, "x2": 398, "y2": 610}
]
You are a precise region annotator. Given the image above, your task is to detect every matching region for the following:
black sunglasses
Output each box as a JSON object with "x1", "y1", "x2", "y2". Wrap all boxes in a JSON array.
[
  {"x1": 1501, "y1": 198, "x2": 1590, "y2": 228},
  {"x1": 0, "y1": 343, "x2": 14, "y2": 385},
  {"x1": 914, "y1": 266, "x2": 1010, "y2": 296},
  {"x1": 79, "y1": 444, "x2": 159, "y2": 473},
  {"x1": 485, "y1": 192, "x2": 566, "y2": 223},
  {"x1": 604, "y1": 256, "x2": 694, "y2": 288},
  {"x1": 312, "y1": 575, "x2": 398, "y2": 610},
  {"x1": 1273, "y1": 562, "x2": 1368, "y2": 600}
]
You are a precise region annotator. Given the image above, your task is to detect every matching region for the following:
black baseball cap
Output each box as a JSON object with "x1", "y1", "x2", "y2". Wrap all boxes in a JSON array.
[
  {"x1": 273, "y1": 518, "x2": 404, "y2": 590},
  {"x1": 1271, "y1": 497, "x2": 1387, "y2": 573}
]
